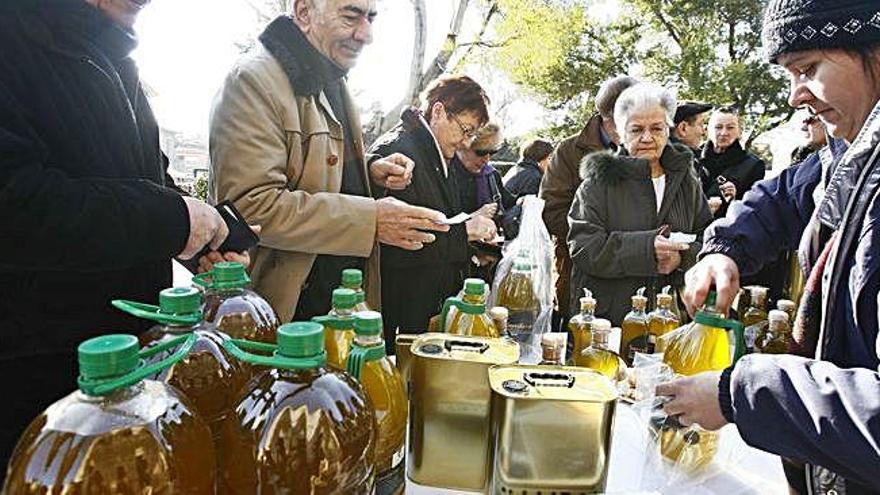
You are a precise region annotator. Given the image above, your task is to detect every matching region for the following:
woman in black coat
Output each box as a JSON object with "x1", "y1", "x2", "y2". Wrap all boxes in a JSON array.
[
  {"x1": 568, "y1": 83, "x2": 712, "y2": 325},
  {"x1": 367, "y1": 75, "x2": 496, "y2": 341}
]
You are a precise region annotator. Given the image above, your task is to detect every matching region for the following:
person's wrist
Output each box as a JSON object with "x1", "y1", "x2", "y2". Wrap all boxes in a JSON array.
[{"x1": 718, "y1": 365, "x2": 735, "y2": 423}]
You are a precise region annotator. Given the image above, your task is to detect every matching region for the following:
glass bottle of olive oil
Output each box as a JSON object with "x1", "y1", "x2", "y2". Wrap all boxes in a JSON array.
[{"x1": 619, "y1": 287, "x2": 650, "y2": 365}]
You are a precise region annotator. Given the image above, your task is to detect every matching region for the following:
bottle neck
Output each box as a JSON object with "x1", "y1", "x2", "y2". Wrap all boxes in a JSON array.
[
  {"x1": 580, "y1": 304, "x2": 595, "y2": 317},
  {"x1": 591, "y1": 331, "x2": 611, "y2": 350},
  {"x1": 162, "y1": 324, "x2": 195, "y2": 335},
  {"x1": 354, "y1": 334, "x2": 383, "y2": 347},
  {"x1": 463, "y1": 293, "x2": 486, "y2": 305},
  {"x1": 331, "y1": 307, "x2": 355, "y2": 318}
]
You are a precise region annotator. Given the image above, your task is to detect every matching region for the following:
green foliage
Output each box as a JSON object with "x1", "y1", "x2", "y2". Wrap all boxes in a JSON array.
[
  {"x1": 489, "y1": 0, "x2": 791, "y2": 142},
  {"x1": 192, "y1": 175, "x2": 209, "y2": 202}
]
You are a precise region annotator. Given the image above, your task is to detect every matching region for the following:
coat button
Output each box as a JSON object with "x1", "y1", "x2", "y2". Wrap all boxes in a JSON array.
[{"x1": 328, "y1": 154, "x2": 339, "y2": 166}]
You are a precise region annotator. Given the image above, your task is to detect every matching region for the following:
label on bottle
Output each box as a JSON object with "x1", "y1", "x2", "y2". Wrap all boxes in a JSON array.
[
  {"x1": 623, "y1": 335, "x2": 652, "y2": 362},
  {"x1": 507, "y1": 311, "x2": 537, "y2": 342},
  {"x1": 376, "y1": 452, "x2": 406, "y2": 495}
]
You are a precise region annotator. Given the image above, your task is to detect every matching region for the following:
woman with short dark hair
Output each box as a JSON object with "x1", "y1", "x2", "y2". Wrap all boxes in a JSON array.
[{"x1": 367, "y1": 75, "x2": 497, "y2": 344}]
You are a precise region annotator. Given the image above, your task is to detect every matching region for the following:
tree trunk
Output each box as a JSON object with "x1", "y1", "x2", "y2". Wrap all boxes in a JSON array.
[{"x1": 378, "y1": 0, "x2": 471, "y2": 134}]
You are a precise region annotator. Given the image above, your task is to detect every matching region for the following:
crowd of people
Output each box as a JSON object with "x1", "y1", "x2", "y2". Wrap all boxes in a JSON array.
[{"x1": 2, "y1": 0, "x2": 880, "y2": 492}]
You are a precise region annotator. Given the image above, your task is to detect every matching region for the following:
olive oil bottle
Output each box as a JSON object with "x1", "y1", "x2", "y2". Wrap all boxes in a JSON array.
[
  {"x1": 619, "y1": 287, "x2": 650, "y2": 364},
  {"x1": 568, "y1": 289, "x2": 596, "y2": 363},
  {"x1": 439, "y1": 278, "x2": 499, "y2": 338}
]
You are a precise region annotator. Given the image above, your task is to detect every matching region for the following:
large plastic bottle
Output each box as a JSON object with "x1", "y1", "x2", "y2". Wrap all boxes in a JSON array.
[
  {"x1": 341, "y1": 268, "x2": 371, "y2": 312},
  {"x1": 495, "y1": 252, "x2": 540, "y2": 348},
  {"x1": 658, "y1": 291, "x2": 744, "y2": 471},
  {"x1": 220, "y1": 322, "x2": 377, "y2": 493},
  {"x1": 439, "y1": 278, "x2": 499, "y2": 338},
  {"x1": 4, "y1": 333, "x2": 215, "y2": 493},
  {"x1": 112, "y1": 286, "x2": 250, "y2": 442},
  {"x1": 346, "y1": 312, "x2": 407, "y2": 495},
  {"x1": 313, "y1": 287, "x2": 358, "y2": 368},
  {"x1": 194, "y1": 261, "x2": 279, "y2": 343}
]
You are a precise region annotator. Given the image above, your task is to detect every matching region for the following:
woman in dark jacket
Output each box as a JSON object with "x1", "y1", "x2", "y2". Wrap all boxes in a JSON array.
[
  {"x1": 661, "y1": 1, "x2": 880, "y2": 492},
  {"x1": 367, "y1": 75, "x2": 496, "y2": 342},
  {"x1": 504, "y1": 138, "x2": 554, "y2": 198},
  {"x1": 698, "y1": 107, "x2": 766, "y2": 218},
  {"x1": 568, "y1": 83, "x2": 712, "y2": 325}
]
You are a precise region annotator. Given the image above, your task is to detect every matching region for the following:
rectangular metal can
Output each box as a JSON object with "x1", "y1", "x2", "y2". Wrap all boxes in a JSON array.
[
  {"x1": 488, "y1": 365, "x2": 618, "y2": 494},
  {"x1": 408, "y1": 333, "x2": 520, "y2": 491}
]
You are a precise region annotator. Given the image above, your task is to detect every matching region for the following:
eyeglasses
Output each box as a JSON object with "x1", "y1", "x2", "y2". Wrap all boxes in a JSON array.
[
  {"x1": 626, "y1": 126, "x2": 667, "y2": 139},
  {"x1": 448, "y1": 111, "x2": 478, "y2": 140},
  {"x1": 474, "y1": 148, "x2": 500, "y2": 157}
]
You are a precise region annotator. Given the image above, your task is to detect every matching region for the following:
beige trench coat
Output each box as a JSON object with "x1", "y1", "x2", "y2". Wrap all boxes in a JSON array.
[{"x1": 209, "y1": 45, "x2": 380, "y2": 322}]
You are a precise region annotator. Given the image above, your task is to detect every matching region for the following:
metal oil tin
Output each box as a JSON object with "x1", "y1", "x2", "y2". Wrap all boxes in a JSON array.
[
  {"x1": 408, "y1": 333, "x2": 520, "y2": 491},
  {"x1": 394, "y1": 333, "x2": 417, "y2": 391},
  {"x1": 488, "y1": 365, "x2": 618, "y2": 494}
]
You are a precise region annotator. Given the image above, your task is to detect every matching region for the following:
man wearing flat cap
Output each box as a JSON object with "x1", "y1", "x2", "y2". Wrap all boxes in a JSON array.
[{"x1": 671, "y1": 101, "x2": 713, "y2": 152}]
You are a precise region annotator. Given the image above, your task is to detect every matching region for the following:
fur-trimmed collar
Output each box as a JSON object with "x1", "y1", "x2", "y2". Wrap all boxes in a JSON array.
[{"x1": 579, "y1": 142, "x2": 694, "y2": 183}]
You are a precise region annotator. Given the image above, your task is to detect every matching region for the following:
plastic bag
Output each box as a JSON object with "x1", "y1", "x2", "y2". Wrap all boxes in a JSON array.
[{"x1": 489, "y1": 195, "x2": 554, "y2": 363}]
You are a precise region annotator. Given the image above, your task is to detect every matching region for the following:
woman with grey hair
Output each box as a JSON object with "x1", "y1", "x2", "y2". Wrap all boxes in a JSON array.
[{"x1": 567, "y1": 83, "x2": 712, "y2": 327}]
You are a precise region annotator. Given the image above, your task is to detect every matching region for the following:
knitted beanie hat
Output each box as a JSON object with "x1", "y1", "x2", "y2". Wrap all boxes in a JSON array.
[{"x1": 762, "y1": 0, "x2": 880, "y2": 63}]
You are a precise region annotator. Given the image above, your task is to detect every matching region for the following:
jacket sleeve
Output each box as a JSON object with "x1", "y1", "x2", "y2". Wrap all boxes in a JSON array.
[
  {"x1": 567, "y1": 180, "x2": 657, "y2": 278},
  {"x1": 700, "y1": 158, "x2": 820, "y2": 276},
  {"x1": 726, "y1": 353, "x2": 880, "y2": 487},
  {"x1": 679, "y1": 178, "x2": 714, "y2": 272},
  {"x1": 541, "y1": 143, "x2": 579, "y2": 239},
  {"x1": 0, "y1": 81, "x2": 189, "y2": 272},
  {"x1": 209, "y1": 62, "x2": 377, "y2": 257},
  {"x1": 495, "y1": 172, "x2": 516, "y2": 210}
]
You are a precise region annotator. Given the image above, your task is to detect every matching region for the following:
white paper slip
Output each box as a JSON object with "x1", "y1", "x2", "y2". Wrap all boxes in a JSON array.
[
  {"x1": 436, "y1": 212, "x2": 471, "y2": 225},
  {"x1": 668, "y1": 232, "x2": 697, "y2": 244}
]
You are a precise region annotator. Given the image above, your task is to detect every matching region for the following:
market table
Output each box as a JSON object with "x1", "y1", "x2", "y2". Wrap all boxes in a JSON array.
[{"x1": 406, "y1": 402, "x2": 787, "y2": 494}]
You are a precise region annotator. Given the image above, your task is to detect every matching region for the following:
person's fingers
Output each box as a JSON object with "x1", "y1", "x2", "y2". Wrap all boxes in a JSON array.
[
  {"x1": 207, "y1": 251, "x2": 225, "y2": 264},
  {"x1": 209, "y1": 214, "x2": 229, "y2": 251},
  {"x1": 249, "y1": 225, "x2": 262, "y2": 236},
  {"x1": 677, "y1": 413, "x2": 696, "y2": 427},
  {"x1": 656, "y1": 382, "x2": 677, "y2": 397},
  {"x1": 714, "y1": 268, "x2": 739, "y2": 314}
]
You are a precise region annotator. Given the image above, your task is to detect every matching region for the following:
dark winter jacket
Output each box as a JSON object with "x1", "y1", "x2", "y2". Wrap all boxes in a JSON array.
[
  {"x1": 0, "y1": 0, "x2": 189, "y2": 468},
  {"x1": 368, "y1": 108, "x2": 469, "y2": 334},
  {"x1": 568, "y1": 143, "x2": 712, "y2": 325},
  {"x1": 504, "y1": 158, "x2": 544, "y2": 198},
  {"x1": 707, "y1": 100, "x2": 880, "y2": 491},
  {"x1": 699, "y1": 140, "x2": 766, "y2": 218},
  {"x1": 450, "y1": 157, "x2": 516, "y2": 214},
  {"x1": 0, "y1": 2, "x2": 189, "y2": 357}
]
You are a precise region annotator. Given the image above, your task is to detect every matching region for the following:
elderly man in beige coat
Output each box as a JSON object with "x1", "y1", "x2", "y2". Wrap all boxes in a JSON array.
[{"x1": 210, "y1": 0, "x2": 448, "y2": 322}]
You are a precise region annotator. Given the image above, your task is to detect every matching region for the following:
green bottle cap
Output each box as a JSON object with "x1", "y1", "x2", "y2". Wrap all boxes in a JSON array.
[
  {"x1": 213, "y1": 261, "x2": 250, "y2": 288},
  {"x1": 353, "y1": 311, "x2": 383, "y2": 336},
  {"x1": 332, "y1": 288, "x2": 358, "y2": 309},
  {"x1": 276, "y1": 322, "x2": 325, "y2": 359},
  {"x1": 342, "y1": 269, "x2": 363, "y2": 288},
  {"x1": 464, "y1": 278, "x2": 486, "y2": 296},
  {"x1": 159, "y1": 287, "x2": 201, "y2": 315},
  {"x1": 78, "y1": 334, "x2": 141, "y2": 381}
]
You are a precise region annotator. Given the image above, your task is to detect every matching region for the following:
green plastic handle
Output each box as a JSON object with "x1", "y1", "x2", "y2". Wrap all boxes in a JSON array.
[
  {"x1": 345, "y1": 343, "x2": 386, "y2": 380},
  {"x1": 222, "y1": 338, "x2": 326, "y2": 370},
  {"x1": 721, "y1": 320, "x2": 746, "y2": 364},
  {"x1": 111, "y1": 300, "x2": 201, "y2": 326},
  {"x1": 312, "y1": 314, "x2": 353, "y2": 330},
  {"x1": 438, "y1": 297, "x2": 457, "y2": 333},
  {"x1": 191, "y1": 272, "x2": 211, "y2": 289},
  {"x1": 78, "y1": 333, "x2": 197, "y2": 396}
]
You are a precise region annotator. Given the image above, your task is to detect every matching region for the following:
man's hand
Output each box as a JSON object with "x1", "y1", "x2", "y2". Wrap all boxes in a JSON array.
[
  {"x1": 474, "y1": 202, "x2": 498, "y2": 219},
  {"x1": 376, "y1": 197, "x2": 449, "y2": 250},
  {"x1": 197, "y1": 226, "x2": 260, "y2": 273},
  {"x1": 656, "y1": 371, "x2": 728, "y2": 431},
  {"x1": 654, "y1": 235, "x2": 689, "y2": 275},
  {"x1": 370, "y1": 153, "x2": 414, "y2": 190},
  {"x1": 683, "y1": 253, "x2": 740, "y2": 316},
  {"x1": 719, "y1": 181, "x2": 737, "y2": 202},
  {"x1": 179, "y1": 197, "x2": 229, "y2": 260},
  {"x1": 708, "y1": 196, "x2": 723, "y2": 215},
  {"x1": 466, "y1": 215, "x2": 497, "y2": 242}
]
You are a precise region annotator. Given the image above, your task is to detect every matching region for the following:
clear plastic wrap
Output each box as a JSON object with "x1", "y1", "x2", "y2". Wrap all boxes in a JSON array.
[{"x1": 490, "y1": 195, "x2": 554, "y2": 363}]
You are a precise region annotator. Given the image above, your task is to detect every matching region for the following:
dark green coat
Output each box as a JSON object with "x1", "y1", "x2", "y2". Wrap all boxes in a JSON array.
[{"x1": 567, "y1": 143, "x2": 712, "y2": 324}]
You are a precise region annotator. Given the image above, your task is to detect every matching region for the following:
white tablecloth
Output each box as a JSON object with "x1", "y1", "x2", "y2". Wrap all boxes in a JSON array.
[{"x1": 406, "y1": 403, "x2": 786, "y2": 494}]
